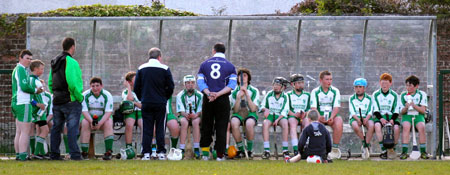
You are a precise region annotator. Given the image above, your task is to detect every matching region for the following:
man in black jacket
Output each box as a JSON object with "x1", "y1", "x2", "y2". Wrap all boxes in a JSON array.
[
  {"x1": 286, "y1": 110, "x2": 331, "y2": 163},
  {"x1": 134, "y1": 47, "x2": 174, "y2": 160}
]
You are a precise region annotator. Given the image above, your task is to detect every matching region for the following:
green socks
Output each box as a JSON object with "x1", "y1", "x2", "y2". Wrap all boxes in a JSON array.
[
  {"x1": 34, "y1": 136, "x2": 45, "y2": 155},
  {"x1": 237, "y1": 141, "x2": 245, "y2": 152},
  {"x1": 81, "y1": 143, "x2": 89, "y2": 153},
  {"x1": 30, "y1": 136, "x2": 36, "y2": 154},
  {"x1": 104, "y1": 135, "x2": 114, "y2": 151},
  {"x1": 63, "y1": 134, "x2": 70, "y2": 153},
  {"x1": 171, "y1": 137, "x2": 178, "y2": 148},
  {"x1": 247, "y1": 140, "x2": 254, "y2": 151}
]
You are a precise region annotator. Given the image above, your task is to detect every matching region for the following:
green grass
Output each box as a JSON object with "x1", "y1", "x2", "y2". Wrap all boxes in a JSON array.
[{"x1": 1, "y1": 160, "x2": 450, "y2": 175}]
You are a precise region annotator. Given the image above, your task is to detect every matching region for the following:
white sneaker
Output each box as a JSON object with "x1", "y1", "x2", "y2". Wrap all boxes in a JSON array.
[
  {"x1": 361, "y1": 146, "x2": 369, "y2": 160},
  {"x1": 151, "y1": 151, "x2": 157, "y2": 159},
  {"x1": 216, "y1": 157, "x2": 225, "y2": 161},
  {"x1": 141, "y1": 153, "x2": 151, "y2": 160},
  {"x1": 158, "y1": 153, "x2": 167, "y2": 160},
  {"x1": 328, "y1": 148, "x2": 341, "y2": 159},
  {"x1": 202, "y1": 156, "x2": 209, "y2": 161}
]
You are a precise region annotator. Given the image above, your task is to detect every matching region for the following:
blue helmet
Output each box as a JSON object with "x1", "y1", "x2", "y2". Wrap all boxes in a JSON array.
[{"x1": 353, "y1": 78, "x2": 367, "y2": 87}]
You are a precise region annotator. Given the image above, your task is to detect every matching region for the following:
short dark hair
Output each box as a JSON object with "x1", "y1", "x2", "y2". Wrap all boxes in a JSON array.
[
  {"x1": 405, "y1": 75, "x2": 420, "y2": 86},
  {"x1": 148, "y1": 47, "x2": 161, "y2": 59},
  {"x1": 125, "y1": 71, "x2": 136, "y2": 82},
  {"x1": 213, "y1": 43, "x2": 226, "y2": 53},
  {"x1": 237, "y1": 67, "x2": 251, "y2": 85},
  {"x1": 62, "y1": 37, "x2": 75, "y2": 51},
  {"x1": 89, "y1": 77, "x2": 102, "y2": 85},
  {"x1": 19, "y1": 49, "x2": 32, "y2": 58},
  {"x1": 319, "y1": 70, "x2": 332, "y2": 80},
  {"x1": 30, "y1": 59, "x2": 44, "y2": 71}
]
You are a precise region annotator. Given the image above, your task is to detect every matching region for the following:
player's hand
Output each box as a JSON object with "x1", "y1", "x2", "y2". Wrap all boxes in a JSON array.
[
  {"x1": 327, "y1": 117, "x2": 334, "y2": 125},
  {"x1": 363, "y1": 117, "x2": 369, "y2": 126},
  {"x1": 191, "y1": 113, "x2": 199, "y2": 119},
  {"x1": 273, "y1": 119, "x2": 279, "y2": 127},
  {"x1": 264, "y1": 110, "x2": 270, "y2": 119},
  {"x1": 356, "y1": 118, "x2": 362, "y2": 126},
  {"x1": 36, "y1": 87, "x2": 44, "y2": 94},
  {"x1": 389, "y1": 119, "x2": 394, "y2": 125},
  {"x1": 380, "y1": 118, "x2": 388, "y2": 125},
  {"x1": 318, "y1": 116, "x2": 327, "y2": 124},
  {"x1": 90, "y1": 123, "x2": 95, "y2": 130},
  {"x1": 36, "y1": 103, "x2": 46, "y2": 110}
]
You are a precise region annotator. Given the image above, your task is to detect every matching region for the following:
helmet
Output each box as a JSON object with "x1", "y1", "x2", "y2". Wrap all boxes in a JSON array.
[
  {"x1": 227, "y1": 145, "x2": 237, "y2": 159},
  {"x1": 120, "y1": 147, "x2": 136, "y2": 160},
  {"x1": 290, "y1": 74, "x2": 304, "y2": 83},
  {"x1": 120, "y1": 100, "x2": 135, "y2": 115},
  {"x1": 273, "y1": 77, "x2": 288, "y2": 87},
  {"x1": 167, "y1": 148, "x2": 183, "y2": 161},
  {"x1": 306, "y1": 155, "x2": 322, "y2": 163},
  {"x1": 353, "y1": 78, "x2": 367, "y2": 87},
  {"x1": 183, "y1": 75, "x2": 196, "y2": 83}
]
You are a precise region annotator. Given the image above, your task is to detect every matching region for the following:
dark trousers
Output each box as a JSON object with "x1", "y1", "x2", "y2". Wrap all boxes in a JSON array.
[
  {"x1": 200, "y1": 95, "x2": 230, "y2": 157},
  {"x1": 50, "y1": 101, "x2": 81, "y2": 159},
  {"x1": 142, "y1": 103, "x2": 166, "y2": 154}
]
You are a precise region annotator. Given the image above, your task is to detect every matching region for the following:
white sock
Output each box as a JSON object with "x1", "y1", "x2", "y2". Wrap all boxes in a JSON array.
[
  {"x1": 193, "y1": 142, "x2": 199, "y2": 148},
  {"x1": 180, "y1": 144, "x2": 185, "y2": 149},
  {"x1": 226, "y1": 144, "x2": 229, "y2": 149},
  {"x1": 264, "y1": 141, "x2": 270, "y2": 149},
  {"x1": 291, "y1": 139, "x2": 298, "y2": 147}
]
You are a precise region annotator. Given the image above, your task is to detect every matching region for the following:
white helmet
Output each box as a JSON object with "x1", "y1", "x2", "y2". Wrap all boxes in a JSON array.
[{"x1": 183, "y1": 75, "x2": 196, "y2": 83}]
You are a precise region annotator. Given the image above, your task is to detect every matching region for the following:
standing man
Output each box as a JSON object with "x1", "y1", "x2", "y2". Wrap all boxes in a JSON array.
[
  {"x1": 372, "y1": 73, "x2": 401, "y2": 159},
  {"x1": 48, "y1": 37, "x2": 84, "y2": 160},
  {"x1": 229, "y1": 68, "x2": 260, "y2": 159},
  {"x1": 197, "y1": 43, "x2": 237, "y2": 161},
  {"x1": 134, "y1": 47, "x2": 174, "y2": 160},
  {"x1": 287, "y1": 74, "x2": 311, "y2": 156},
  {"x1": 310, "y1": 70, "x2": 343, "y2": 159},
  {"x1": 12, "y1": 50, "x2": 44, "y2": 161}
]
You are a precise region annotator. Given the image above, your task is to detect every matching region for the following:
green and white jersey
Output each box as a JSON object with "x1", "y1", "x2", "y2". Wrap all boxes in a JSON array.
[
  {"x1": 11, "y1": 63, "x2": 36, "y2": 105},
  {"x1": 310, "y1": 86, "x2": 341, "y2": 116},
  {"x1": 30, "y1": 75, "x2": 45, "y2": 105},
  {"x1": 287, "y1": 90, "x2": 310, "y2": 113},
  {"x1": 42, "y1": 91, "x2": 53, "y2": 116},
  {"x1": 230, "y1": 85, "x2": 260, "y2": 109},
  {"x1": 167, "y1": 97, "x2": 175, "y2": 116},
  {"x1": 399, "y1": 89, "x2": 427, "y2": 117},
  {"x1": 81, "y1": 89, "x2": 114, "y2": 118},
  {"x1": 260, "y1": 90, "x2": 289, "y2": 117},
  {"x1": 348, "y1": 93, "x2": 373, "y2": 118},
  {"x1": 176, "y1": 89, "x2": 203, "y2": 114},
  {"x1": 121, "y1": 89, "x2": 141, "y2": 111},
  {"x1": 371, "y1": 88, "x2": 400, "y2": 116}
]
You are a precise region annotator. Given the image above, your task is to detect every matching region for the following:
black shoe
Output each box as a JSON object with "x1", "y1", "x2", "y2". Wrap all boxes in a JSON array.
[
  {"x1": 234, "y1": 151, "x2": 245, "y2": 159},
  {"x1": 81, "y1": 152, "x2": 89, "y2": 160},
  {"x1": 380, "y1": 151, "x2": 388, "y2": 159},
  {"x1": 43, "y1": 153, "x2": 51, "y2": 160},
  {"x1": 50, "y1": 156, "x2": 63, "y2": 161},
  {"x1": 103, "y1": 150, "x2": 112, "y2": 160},
  {"x1": 294, "y1": 150, "x2": 299, "y2": 156},
  {"x1": 33, "y1": 154, "x2": 44, "y2": 160},
  {"x1": 262, "y1": 151, "x2": 271, "y2": 159},
  {"x1": 71, "y1": 156, "x2": 83, "y2": 161},
  {"x1": 283, "y1": 151, "x2": 290, "y2": 157},
  {"x1": 115, "y1": 153, "x2": 121, "y2": 159},
  {"x1": 247, "y1": 151, "x2": 253, "y2": 159}
]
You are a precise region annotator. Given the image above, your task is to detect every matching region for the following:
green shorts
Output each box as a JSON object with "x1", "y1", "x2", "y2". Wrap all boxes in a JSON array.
[
  {"x1": 231, "y1": 112, "x2": 258, "y2": 124},
  {"x1": 167, "y1": 113, "x2": 178, "y2": 122},
  {"x1": 12, "y1": 103, "x2": 33, "y2": 123},
  {"x1": 349, "y1": 117, "x2": 374, "y2": 125},
  {"x1": 80, "y1": 115, "x2": 112, "y2": 123},
  {"x1": 124, "y1": 111, "x2": 142, "y2": 120},
  {"x1": 266, "y1": 114, "x2": 287, "y2": 123},
  {"x1": 287, "y1": 115, "x2": 302, "y2": 123},
  {"x1": 373, "y1": 115, "x2": 400, "y2": 125},
  {"x1": 401, "y1": 115, "x2": 425, "y2": 126}
]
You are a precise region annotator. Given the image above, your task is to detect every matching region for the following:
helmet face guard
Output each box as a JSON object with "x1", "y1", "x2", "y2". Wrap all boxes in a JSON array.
[
  {"x1": 290, "y1": 74, "x2": 304, "y2": 83},
  {"x1": 273, "y1": 77, "x2": 288, "y2": 87}
]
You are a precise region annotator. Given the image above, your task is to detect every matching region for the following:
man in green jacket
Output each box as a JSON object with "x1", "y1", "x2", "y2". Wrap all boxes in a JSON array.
[{"x1": 48, "y1": 37, "x2": 84, "y2": 160}]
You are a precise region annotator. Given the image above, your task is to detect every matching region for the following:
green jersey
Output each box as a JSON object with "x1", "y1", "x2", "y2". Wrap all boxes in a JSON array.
[
  {"x1": 11, "y1": 63, "x2": 36, "y2": 105},
  {"x1": 260, "y1": 90, "x2": 289, "y2": 117},
  {"x1": 399, "y1": 89, "x2": 427, "y2": 117},
  {"x1": 230, "y1": 85, "x2": 260, "y2": 109},
  {"x1": 310, "y1": 85, "x2": 341, "y2": 116},
  {"x1": 371, "y1": 88, "x2": 400, "y2": 116},
  {"x1": 176, "y1": 89, "x2": 203, "y2": 114},
  {"x1": 287, "y1": 90, "x2": 310, "y2": 113},
  {"x1": 81, "y1": 89, "x2": 114, "y2": 118},
  {"x1": 121, "y1": 89, "x2": 141, "y2": 111},
  {"x1": 348, "y1": 93, "x2": 373, "y2": 118}
]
